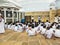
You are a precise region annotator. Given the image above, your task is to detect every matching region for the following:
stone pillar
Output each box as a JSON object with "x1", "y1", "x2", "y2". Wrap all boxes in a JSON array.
[
  {"x1": 17, "y1": 11, "x2": 19, "y2": 21},
  {"x1": 22, "y1": 12, "x2": 25, "y2": 19},
  {"x1": 4, "y1": 8, "x2": 7, "y2": 23},
  {"x1": 11, "y1": 8, "x2": 14, "y2": 22},
  {"x1": 19, "y1": 12, "x2": 21, "y2": 22}
]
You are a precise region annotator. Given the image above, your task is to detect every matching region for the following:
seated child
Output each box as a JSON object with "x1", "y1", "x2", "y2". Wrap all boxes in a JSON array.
[
  {"x1": 10, "y1": 23, "x2": 15, "y2": 30},
  {"x1": 5, "y1": 23, "x2": 8, "y2": 30},
  {"x1": 18, "y1": 24, "x2": 23, "y2": 32},
  {"x1": 26, "y1": 24, "x2": 36, "y2": 36},
  {"x1": 40, "y1": 25, "x2": 46, "y2": 35},
  {"x1": 54, "y1": 27, "x2": 60, "y2": 38},
  {"x1": 45, "y1": 27, "x2": 54, "y2": 39},
  {"x1": 8, "y1": 22, "x2": 12, "y2": 30}
]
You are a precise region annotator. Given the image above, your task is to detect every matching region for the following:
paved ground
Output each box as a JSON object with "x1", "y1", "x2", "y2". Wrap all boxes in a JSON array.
[{"x1": 0, "y1": 30, "x2": 60, "y2": 45}]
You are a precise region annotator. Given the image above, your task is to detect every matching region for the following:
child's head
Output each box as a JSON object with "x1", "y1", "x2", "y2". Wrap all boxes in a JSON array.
[
  {"x1": 32, "y1": 24, "x2": 34, "y2": 28},
  {"x1": 12, "y1": 23, "x2": 15, "y2": 25},
  {"x1": 50, "y1": 26, "x2": 52, "y2": 28},
  {"x1": 41, "y1": 24, "x2": 43, "y2": 27},
  {"x1": 15, "y1": 24, "x2": 18, "y2": 26},
  {"x1": 57, "y1": 25, "x2": 60, "y2": 29},
  {"x1": 19, "y1": 24, "x2": 22, "y2": 27},
  {"x1": 28, "y1": 24, "x2": 32, "y2": 27},
  {"x1": 5, "y1": 23, "x2": 7, "y2": 24},
  {"x1": 43, "y1": 25, "x2": 46, "y2": 28},
  {"x1": 46, "y1": 20, "x2": 49, "y2": 22},
  {"x1": 47, "y1": 27, "x2": 50, "y2": 30}
]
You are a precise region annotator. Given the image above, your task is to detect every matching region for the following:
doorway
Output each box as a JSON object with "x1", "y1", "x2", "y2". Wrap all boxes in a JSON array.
[{"x1": 25, "y1": 16, "x2": 31, "y2": 22}]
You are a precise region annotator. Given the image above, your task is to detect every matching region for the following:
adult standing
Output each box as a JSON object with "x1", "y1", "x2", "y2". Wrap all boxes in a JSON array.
[
  {"x1": 38, "y1": 16, "x2": 41, "y2": 24},
  {"x1": 31, "y1": 16, "x2": 34, "y2": 22},
  {"x1": 0, "y1": 13, "x2": 5, "y2": 34}
]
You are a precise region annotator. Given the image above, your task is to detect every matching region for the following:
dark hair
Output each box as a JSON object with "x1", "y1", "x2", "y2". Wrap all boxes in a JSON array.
[
  {"x1": 32, "y1": 24, "x2": 34, "y2": 28},
  {"x1": 41, "y1": 24, "x2": 43, "y2": 26},
  {"x1": 47, "y1": 27, "x2": 50, "y2": 30},
  {"x1": 19, "y1": 24, "x2": 22, "y2": 26},
  {"x1": 43, "y1": 25, "x2": 46, "y2": 28},
  {"x1": 5, "y1": 23, "x2": 7, "y2": 24},
  {"x1": 12, "y1": 23, "x2": 15, "y2": 25},
  {"x1": 28, "y1": 24, "x2": 32, "y2": 27},
  {"x1": 57, "y1": 25, "x2": 60, "y2": 29},
  {"x1": 15, "y1": 24, "x2": 18, "y2": 26},
  {"x1": 46, "y1": 20, "x2": 49, "y2": 22}
]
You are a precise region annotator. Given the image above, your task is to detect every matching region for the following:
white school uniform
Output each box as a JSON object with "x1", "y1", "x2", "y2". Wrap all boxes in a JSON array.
[
  {"x1": 11, "y1": 25, "x2": 15, "y2": 30},
  {"x1": 4, "y1": 24, "x2": 8, "y2": 29},
  {"x1": 54, "y1": 29, "x2": 60, "y2": 37},
  {"x1": 34, "y1": 27, "x2": 41, "y2": 34},
  {"x1": 37, "y1": 24, "x2": 43, "y2": 33},
  {"x1": 45, "y1": 29, "x2": 54, "y2": 39},
  {"x1": 52, "y1": 25, "x2": 56, "y2": 29},
  {"x1": 0, "y1": 19, "x2": 5, "y2": 33},
  {"x1": 18, "y1": 25, "x2": 23, "y2": 32},
  {"x1": 45, "y1": 22, "x2": 51, "y2": 28},
  {"x1": 8, "y1": 24, "x2": 11, "y2": 30},
  {"x1": 22, "y1": 24, "x2": 26, "y2": 30},
  {"x1": 14, "y1": 26, "x2": 18, "y2": 32},
  {"x1": 27, "y1": 28, "x2": 36, "y2": 36},
  {"x1": 41, "y1": 28, "x2": 46, "y2": 35}
]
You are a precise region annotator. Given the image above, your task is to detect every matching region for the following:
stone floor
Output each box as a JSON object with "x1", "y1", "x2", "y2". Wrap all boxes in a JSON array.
[{"x1": 0, "y1": 30, "x2": 60, "y2": 45}]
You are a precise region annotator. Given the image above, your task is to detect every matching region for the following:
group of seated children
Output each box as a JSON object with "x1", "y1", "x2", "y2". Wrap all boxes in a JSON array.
[{"x1": 4, "y1": 20, "x2": 60, "y2": 39}]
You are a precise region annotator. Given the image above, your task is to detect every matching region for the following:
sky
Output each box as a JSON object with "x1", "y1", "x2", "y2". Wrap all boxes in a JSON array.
[{"x1": 7, "y1": 0, "x2": 55, "y2": 12}]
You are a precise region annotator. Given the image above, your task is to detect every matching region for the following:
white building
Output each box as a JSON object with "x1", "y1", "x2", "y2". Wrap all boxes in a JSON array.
[{"x1": 0, "y1": 0, "x2": 25, "y2": 23}]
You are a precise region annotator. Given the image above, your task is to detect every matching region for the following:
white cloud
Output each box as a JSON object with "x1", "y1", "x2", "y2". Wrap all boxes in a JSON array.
[{"x1": 7, "y1": 0, "x2": 55, "y2": 12}]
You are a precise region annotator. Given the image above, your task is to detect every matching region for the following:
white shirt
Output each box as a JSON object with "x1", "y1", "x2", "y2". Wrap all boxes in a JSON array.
[
  {"x1": 8, "y1": 24, "x2": 11, "y2": 29},
  {"x1": 45, "y1": 29, "x2": 54, "y2": 39},
  {"x1": 11, "y1": 25, "x2": 15, "y2": 30},
  {"x1": 18, "y1": 25, "x2": 23, "y2": 32},
  {"x1": 0, "y1": 19, "x2": 5, "y2": 33},
  {"x1": 45, "y1": 22, "x2": 51, "y2": 28},
  {"x1": 27, "y1": 28, "x2": 36, "y2": 36},
  {"x1": 41, "y1": 28, "x2": 46, "y2": 35},
  {"x1": 54, "y1": 29, "x2": 60, "y2": 37},
  {"x1": 5, "y1": 24, "x2": 8, "y2": 29},
  {"x1": 14, "y1": 26, "x2": 19, "y2": 31}
]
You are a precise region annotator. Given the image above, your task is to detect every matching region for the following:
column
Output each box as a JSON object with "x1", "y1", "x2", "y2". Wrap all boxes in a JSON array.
[
  {"x1": 11, "y1": 8, "x2": 14, "y2": 22},
  {"x1": 22, "y1": 12, "x2": 25, "y2": 19},
  {"x1": 16, "y1": 11, "x2": 19, "y2": 21},
  {"x1": 19, "y1": 12, "x2": 21, "y2": 22},
  {"x1": 4, "y1": 8, "x2": 7, "y2": 23}
]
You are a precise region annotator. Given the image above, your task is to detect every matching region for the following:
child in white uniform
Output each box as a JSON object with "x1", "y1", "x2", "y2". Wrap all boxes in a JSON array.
[
  {"x1": 41, "y1": 25, "x2": 46, "y2": 35},
  {"x1": 45, "y1": 27, "x2": 54, "y2": 39},
  {"x1": 5, "y1": 23, "x2": 8, "y2": 30},
  {"x1": 45, "y1": 20, "x2": 51, "y2": 28},
  {"x1": 10, "y1": 23, "x2": 15, "y2": 31},
  {"x1": 8, "y1": 23, "x2": 12, "y2": 30},
  {"x1": 18, "y1": 24, "x2": 23, "y2": 32},
  {"x1": 14, "y1": 24, "x2": 19, "y2": 32},
  {"x1": 54, "y1": 27, "x2": 60, "y2": 38},
  {"x1": 22, "y1": 23, "x2": 26, "y2": 31},
  {"x1": 26, "y1": 24, "x2": 36, "y2": 36}
]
